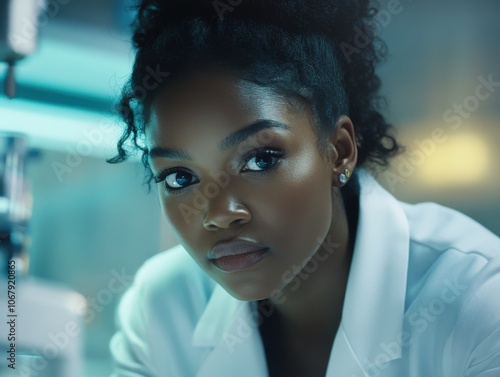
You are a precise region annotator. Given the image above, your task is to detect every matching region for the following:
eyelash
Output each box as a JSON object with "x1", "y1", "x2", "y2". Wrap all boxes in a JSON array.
[{"x1": 154, "y1": 148, "x2": 285, "y2": 194}]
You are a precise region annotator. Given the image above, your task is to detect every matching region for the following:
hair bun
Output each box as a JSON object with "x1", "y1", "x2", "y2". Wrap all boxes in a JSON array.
[
  {"x1": 231, "y1": 0, "x2": 367, "y2": 38},
  {"x1": 132, "y1": 0, "x2": 370, "y2": 49}
]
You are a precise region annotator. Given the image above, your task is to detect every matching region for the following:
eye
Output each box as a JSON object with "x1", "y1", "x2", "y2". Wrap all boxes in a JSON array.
[
  {"x1": 242, "y1": 148, "x2": 284, "y2": 172},
  {"x1": 154, "y1": 148, "x2": 284, "y2": 194},
  {"x1": 154, "y1": 169, "x2": 198, "y2": 193}
]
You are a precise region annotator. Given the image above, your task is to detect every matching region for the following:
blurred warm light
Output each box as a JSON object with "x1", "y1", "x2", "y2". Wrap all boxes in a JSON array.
[{"x1": 415, "y1": 133, "x2": 491, "y2": 187}]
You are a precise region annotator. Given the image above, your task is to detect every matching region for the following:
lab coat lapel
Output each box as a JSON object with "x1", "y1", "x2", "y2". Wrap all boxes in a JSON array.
[
  {"x1": 326, "y1": 326, "x2": 368, "y2": 377},
  {"x1": 325, "y1": 170, "x2": 410, "y2": 376},
  {"x1": 193, "y1": 285, "x2": 268, "y2": 377}
]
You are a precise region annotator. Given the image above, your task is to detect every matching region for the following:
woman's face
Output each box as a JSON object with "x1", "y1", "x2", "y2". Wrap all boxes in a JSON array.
[{"x1": 146, "y1": 70, "x2": 349, "y2": 301}]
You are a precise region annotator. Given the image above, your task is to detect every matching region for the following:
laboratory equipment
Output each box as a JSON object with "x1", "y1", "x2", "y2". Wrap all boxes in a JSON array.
[{"x1": 0, "y1": 0, "x2": 46, "y2": 98}]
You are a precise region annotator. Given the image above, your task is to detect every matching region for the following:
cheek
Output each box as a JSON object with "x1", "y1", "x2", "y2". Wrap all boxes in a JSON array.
[
  {"x1": 163, "y1": 198, "x2": 183, "y2": 225},
  {"x1": 159, "y1": 194, "x2": 196, "y2": 242},
  {"x1": 257, "y1": 155, "x2": 333, "y2": 249}
]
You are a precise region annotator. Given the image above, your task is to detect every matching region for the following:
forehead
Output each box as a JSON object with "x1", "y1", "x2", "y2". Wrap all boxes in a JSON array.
[
  {"x1": 153, "y1": 70, "x2": 289, "y2": 118},
  {"x1": 146, "y1": 69, "x2": 309, "y2": 143}
]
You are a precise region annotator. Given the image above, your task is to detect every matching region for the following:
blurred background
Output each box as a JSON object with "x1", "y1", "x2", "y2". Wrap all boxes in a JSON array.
[{"x1": 0, "y1": 0, "x2": 498, "y2": 375}]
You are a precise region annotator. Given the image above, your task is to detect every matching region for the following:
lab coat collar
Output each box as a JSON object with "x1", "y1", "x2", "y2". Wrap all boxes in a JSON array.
[
  {"x1": 192, "y1": 169, "x2": 410, "y2": 377},
  {"x1": 193, "y1": 293, "x2": 269, "y2": 376},
  {"x1": 325, "y1": 169, "x2": 410, "y2": 375}
]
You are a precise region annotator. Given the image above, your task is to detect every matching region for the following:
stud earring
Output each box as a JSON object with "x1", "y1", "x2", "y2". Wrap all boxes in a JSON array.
[{"x1": 339, "y1": 168, "x2": 351, "y2": 185}]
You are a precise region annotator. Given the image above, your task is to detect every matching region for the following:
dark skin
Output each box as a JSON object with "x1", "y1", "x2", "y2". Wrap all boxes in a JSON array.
[{"x1": 145, "y1": 68, "x2": 358, "y2": 376}]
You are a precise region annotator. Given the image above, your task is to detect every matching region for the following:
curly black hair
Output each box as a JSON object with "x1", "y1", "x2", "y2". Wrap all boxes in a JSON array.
[{"x1": 108, "y1": 0, "x2": 401, "y2": 186}]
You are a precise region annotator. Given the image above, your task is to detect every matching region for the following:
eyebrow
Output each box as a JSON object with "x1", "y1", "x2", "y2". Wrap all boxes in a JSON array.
[{"x1": 148, "y1": 119, "x2": 291, "y2": 160}]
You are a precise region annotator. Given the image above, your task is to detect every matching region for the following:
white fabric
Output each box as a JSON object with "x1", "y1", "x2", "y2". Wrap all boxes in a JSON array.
[{"x1": 109, "y1": 170, "x2": 500, "y2": 377}]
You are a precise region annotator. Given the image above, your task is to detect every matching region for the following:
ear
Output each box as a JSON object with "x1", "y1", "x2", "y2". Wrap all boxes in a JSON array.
[{"x1": 328, "y1": 115, "x2": 358, "y2": 187}]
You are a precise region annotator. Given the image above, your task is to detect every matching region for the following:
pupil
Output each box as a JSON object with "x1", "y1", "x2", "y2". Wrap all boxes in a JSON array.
[
  {"x1": 257, "y1": 155, "x2": 270, "y2": 169},
  {"x1": 176, "y1": 173, "x2": 189, "y2": 186}
]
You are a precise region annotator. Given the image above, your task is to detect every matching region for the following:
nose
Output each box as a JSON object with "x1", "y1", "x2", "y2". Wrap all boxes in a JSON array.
[{"x1": 202, "y1": 192, "x2": 252, "y2": 230}]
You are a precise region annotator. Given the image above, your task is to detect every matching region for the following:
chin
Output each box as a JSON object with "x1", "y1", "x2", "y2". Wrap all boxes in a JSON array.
[{"x1": 218, "y1": 279, "x2": 277, "y2": 302}]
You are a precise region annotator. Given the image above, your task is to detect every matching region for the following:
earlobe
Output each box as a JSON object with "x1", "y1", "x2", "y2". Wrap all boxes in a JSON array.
[{"x1": 330, "y1": 115, "x2": 358, "y2": 187}]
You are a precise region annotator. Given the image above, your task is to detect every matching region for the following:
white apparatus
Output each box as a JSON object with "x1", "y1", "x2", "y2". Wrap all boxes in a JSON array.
[{"x1": 0, "y1": 0, "x2": 45, "y2": 98}]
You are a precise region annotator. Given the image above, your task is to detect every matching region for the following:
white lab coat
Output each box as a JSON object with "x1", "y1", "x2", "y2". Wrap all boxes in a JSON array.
[{"x1": 109, "y1": 169, "x2": 500, "y2": 377}]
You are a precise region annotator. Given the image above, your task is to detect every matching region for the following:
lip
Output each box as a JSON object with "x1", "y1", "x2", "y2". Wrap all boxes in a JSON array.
[{"x1": 209, "y1": 239, "x2": 269, "y2": 272}]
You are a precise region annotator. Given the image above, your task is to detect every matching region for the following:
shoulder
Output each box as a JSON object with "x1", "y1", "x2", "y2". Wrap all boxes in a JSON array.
[
  {"x1": 397, "y1": 200, "x2": 500, "y2": 374},
  {"x1": 110, "y1": 244, "x2": 216, "y2": 375},
  {"x1": 400, "y1": 201, "x2": 499, "y2": 289},
  {"x1": 399, "y1": 200, "x2": 499, "y2": 302},
  {"x1": 400, "y1": 200, "x2": 499, "y2": 258},
  {"x1": 126, "y1": 243, "x2": 216, "y2": 318},
  {"x1": 447, "y1": 254, "x2": 500, "y2": 375}
]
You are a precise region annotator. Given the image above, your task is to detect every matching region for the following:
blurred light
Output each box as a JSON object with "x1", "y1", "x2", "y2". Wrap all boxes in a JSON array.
[
  {"x1": 0, "y1": 34, "x2": 133, "y2": 101},
  {"x1": 416, "y1": 133, "x2": 491, "y2": 187},
  {"x1": 0, "y1": 98, "x2": 127, "y2": 158},
  {"x1": 67, "y1": 292, "x2": 87, "y2": 317}
]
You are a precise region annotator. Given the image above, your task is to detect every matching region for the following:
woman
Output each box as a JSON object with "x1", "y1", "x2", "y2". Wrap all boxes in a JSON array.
[{"x1": 107, "y1": 1, "x2": 500, "y2": 376}]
